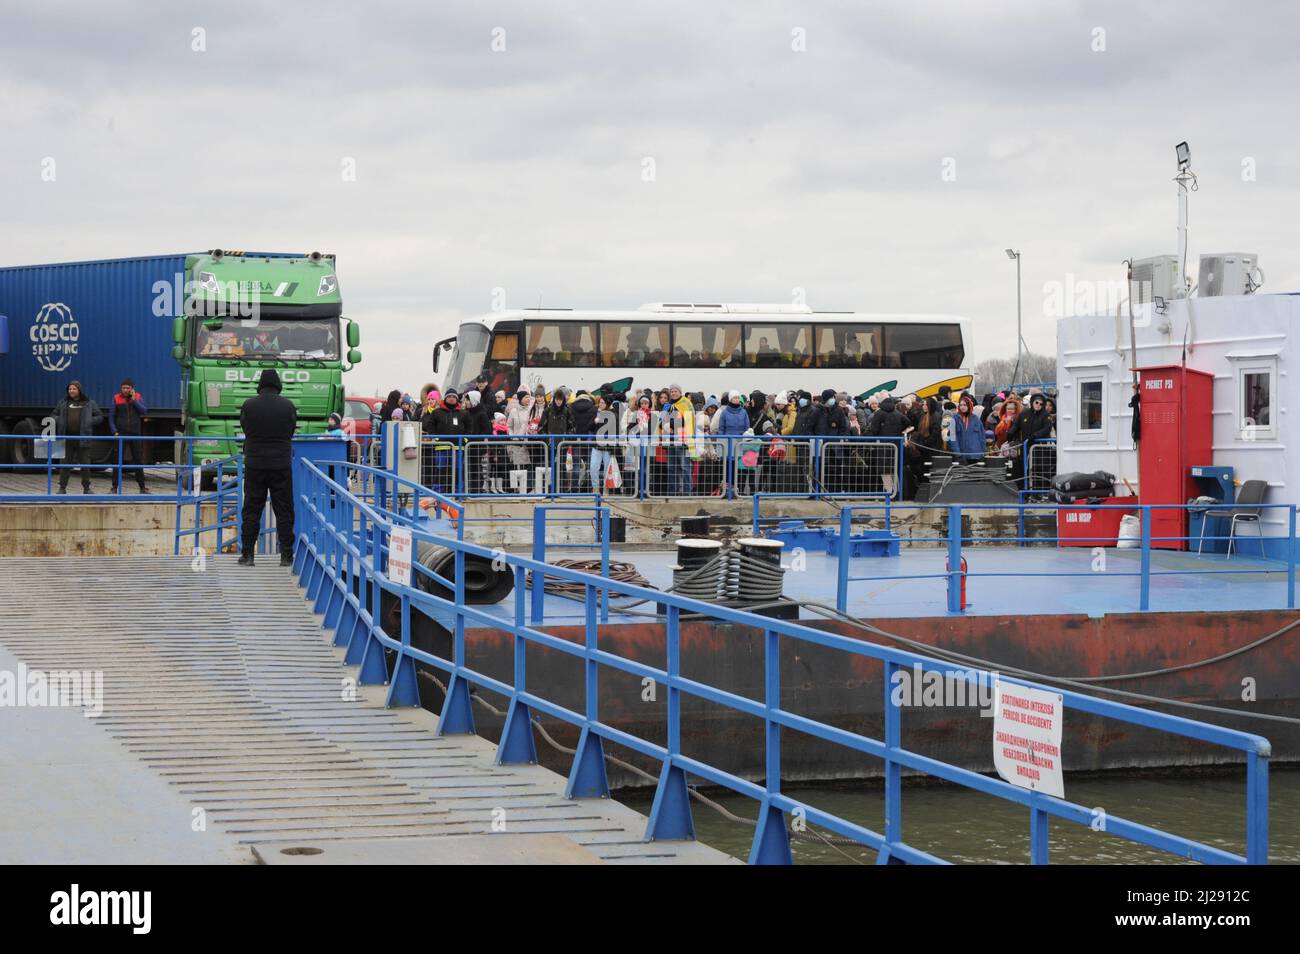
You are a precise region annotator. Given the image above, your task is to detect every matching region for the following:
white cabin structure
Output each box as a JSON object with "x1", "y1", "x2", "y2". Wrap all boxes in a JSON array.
[{"x1": 1056, "y1": 292, "x2": 1298, "y2": 546}]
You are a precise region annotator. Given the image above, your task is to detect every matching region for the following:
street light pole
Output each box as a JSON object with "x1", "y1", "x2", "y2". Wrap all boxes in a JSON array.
[{"x1": 1006, "y1": 248, "x2": 1022, "y2": 385}]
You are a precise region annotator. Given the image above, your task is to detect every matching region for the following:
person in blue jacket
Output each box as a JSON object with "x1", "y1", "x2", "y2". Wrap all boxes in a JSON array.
[
  {"x1": 715, "y1": 391, "x2": 750, "y2": 436},
  {"x1": 948, "y1": 392, "x2": 986, "y2": 462}
]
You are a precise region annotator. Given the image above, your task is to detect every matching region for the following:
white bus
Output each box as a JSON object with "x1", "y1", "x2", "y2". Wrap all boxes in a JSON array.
[{"x1": 433, "y1": 303, "x2": 975, "y2": 401}]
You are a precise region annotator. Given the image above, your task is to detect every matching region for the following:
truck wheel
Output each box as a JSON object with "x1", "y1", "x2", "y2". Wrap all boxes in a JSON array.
[
  {"x1": 201, "y1": 471, "x2": 217, "y2": 492},
  {"x1": 11, "y1": 419, "x2": 36, "y2": 468}
]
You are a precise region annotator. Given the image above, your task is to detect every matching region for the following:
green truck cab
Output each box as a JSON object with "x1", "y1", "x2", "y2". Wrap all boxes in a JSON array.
[{"x1": 170, "y1": 251, "x2": 361, "y2": 480}]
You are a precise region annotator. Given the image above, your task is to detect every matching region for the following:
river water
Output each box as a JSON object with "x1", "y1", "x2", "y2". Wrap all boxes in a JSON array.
[{"x1": 621, "y1": 768, "x2": 1300, "y2": 864}]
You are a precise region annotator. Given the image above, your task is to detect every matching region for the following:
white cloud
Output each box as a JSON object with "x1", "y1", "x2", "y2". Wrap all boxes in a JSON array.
[{"x1": 3, "y1": 0, "x2": 1299, "y2": 396}]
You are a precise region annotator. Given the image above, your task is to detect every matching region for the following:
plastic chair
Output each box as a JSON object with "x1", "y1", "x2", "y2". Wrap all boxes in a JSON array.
[{"x1": 1198, "y1": 479, "x2": 1268, "y2": 558}]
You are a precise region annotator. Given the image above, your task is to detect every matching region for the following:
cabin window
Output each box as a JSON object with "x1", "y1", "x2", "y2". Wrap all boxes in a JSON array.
[
  {"x1": 601, "y1": 323, "x2": 670, "y2": 368},
  {"x1": 1236, "y1": 362, "x2": 1277, "y2": 440},
  {"x1": 1078, "y1": 378, "x2": 1104, "y2": 432},
  {"x1": 671, "y1": 324, "x2": 743, "y2": 368},
  {"x1": 524, "y1": 322, "x2": 598, "y2": 368}
]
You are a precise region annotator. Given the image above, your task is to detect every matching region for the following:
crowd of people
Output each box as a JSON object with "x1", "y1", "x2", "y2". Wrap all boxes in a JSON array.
[{"x1": 367, "y1": 374, "x2": 1058, "y2": 499}]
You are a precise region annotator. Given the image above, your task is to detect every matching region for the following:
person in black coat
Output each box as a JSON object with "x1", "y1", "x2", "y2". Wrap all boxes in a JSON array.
[
  {"x1": 538, "y1": 390, "x2": 573, "y2": 435},
  {"x1": 570, "y1": 391, "x2": 598, "y2": 435},
  {"x1": 52, "y1": 380, "x2": 105, "y2": 494},
  {"x1": 238, "y1": 369, "x2": 297, "y2": 565},
  {"x1": 865, "y1": 396, "x2": 909, "y2": 437},
  {"x1": 792, "y1": 391, "x2": 818, "y2": 436},
  {"x1": 811, "y1": 389, "x2": 848, "y2": 436},
  {"x1": 428, "y1": 391, "x2": 470, "y2": 435}
]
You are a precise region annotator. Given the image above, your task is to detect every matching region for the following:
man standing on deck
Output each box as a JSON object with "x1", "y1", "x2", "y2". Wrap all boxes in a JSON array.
[
  {"x1": 238, "y1": 369, "x2": 297, "y2": 566},
  {"x1": 109, "y1": 378, "x2": 149, "y2": 494}
]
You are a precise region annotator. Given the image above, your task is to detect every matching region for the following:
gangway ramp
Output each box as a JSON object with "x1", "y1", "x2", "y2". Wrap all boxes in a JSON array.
[{"x1": 0, "y1": 555, "x2": 735, "y2": 865}]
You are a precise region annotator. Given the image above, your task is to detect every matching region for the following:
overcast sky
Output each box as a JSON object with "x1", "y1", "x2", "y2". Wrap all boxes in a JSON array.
[{"x1": 4, "y1": 1, "x2": 1298, "y2": 395}]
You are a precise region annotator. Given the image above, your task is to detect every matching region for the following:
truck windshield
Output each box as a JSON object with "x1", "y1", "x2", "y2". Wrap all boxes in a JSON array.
[
  {"x1": 444, "y1": 323, "x2": 490, "y2": 390},
  {"x1": 196, "y1": 317, "x2": 340, "y2": 360}
]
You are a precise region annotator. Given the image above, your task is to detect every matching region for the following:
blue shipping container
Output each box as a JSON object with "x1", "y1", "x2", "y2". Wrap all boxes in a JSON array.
[{"x1": 0, "y1": 254, "x2": 193, "y2": 418}]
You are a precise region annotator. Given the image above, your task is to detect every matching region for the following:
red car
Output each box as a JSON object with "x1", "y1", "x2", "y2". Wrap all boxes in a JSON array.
[{"x1": 344, "y1": 395, "x2": 385, "y2": 462}]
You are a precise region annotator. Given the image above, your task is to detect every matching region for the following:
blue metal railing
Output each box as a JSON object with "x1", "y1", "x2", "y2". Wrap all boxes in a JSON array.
[
  {"x1": 292, "y1": 457, "x2": 1271, "y2": 865},
  {"x1": 172, "y1": 454, "x2": 243, "y2": 555},
  {"x1": 376, "y1": 432, "x2": 906, "y2": 502},
  {"x1": 822, "y1": 500, "x2": 1298, "y2": 614},
  {"x1": 531, "y1": 505, "x2": 611, "y2": 624},
  {"x1": 0, "y1": 433, "x2": 221, "y2": 500}
]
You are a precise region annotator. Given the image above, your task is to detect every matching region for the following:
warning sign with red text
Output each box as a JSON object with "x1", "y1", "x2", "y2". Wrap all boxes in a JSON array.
[
  {"x1": 388, "y1": 527, "x2": 413, "y2": 587},
  {"x1": 992, "y1": 678, "x2": 1064, "y2": 799}
]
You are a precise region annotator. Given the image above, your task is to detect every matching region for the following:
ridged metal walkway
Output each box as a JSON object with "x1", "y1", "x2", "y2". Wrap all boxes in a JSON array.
[{"x1": 0, "y1": 555, "x2": 734, "y2": 865}]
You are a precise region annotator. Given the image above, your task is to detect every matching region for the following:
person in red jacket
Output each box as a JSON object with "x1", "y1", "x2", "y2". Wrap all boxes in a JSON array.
[{"x1": 109, "y1": 378, "x2": 149, "y2": 494}]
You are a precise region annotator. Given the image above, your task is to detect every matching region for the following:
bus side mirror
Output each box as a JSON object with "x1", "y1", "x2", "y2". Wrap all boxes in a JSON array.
[
  {"x1": 348, "y1": 349, "x2": 362, "y2": 364},
  {"x1": 432, "y1": 347, "x2": 440, "y2": 373},
  {"x1": 171, "y1": 345, "x2": 186, "y2": 362},
  {"x1": 172, "y1": 316, "x2": 185, "y2": 344},
  {"x1": 346, "y1": 322, "x2": 360, "y2": 348}
]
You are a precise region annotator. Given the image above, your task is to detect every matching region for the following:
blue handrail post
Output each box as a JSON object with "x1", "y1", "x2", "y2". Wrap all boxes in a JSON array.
[
  {"x1": 530, "y1": 507, "x2": 546, "y2": 624},
  {"x1": 646, "y1": 603, "x2": 694, "y2": 840},
  {"x1": 1288, "y1": 506, "x2": 1296, "y2": 610},
  {"x1": 1246, "y1": 749, "x2": 1270, "y2": 864},
  {"x1": 836, "y1": 506, "x2": 852, "y2": 613},
  {"x1": 946, "y1": 505, "x2": 962, "y2": 614},
  {"x1": 752, "y1": 491, "x2": 760, "y2": 536},
  {"x1": 881, "y1": 659, "x2": 902, "y2": 863},
  {"x1": 565, "y1": 583, "x2": 610, "y2": 799},
  {"x1": 600, "y1": 507, "x2": 610, "y2": 623},
  {"x1": 1139, "y1": 506, "x2": 1152, "y2": 611},
  {"x1": 896, "y1": 436, "x2": 903, "y2": 501},
  {"x1": 750, "y1": 626, "x2": 793, "y2": 865},
  {"x1": 497, "y1": 564, "x2": 538, "y2": 764},
  {"x1": 1029, "y1": 800, "x2": 1050, "y2": 864}
]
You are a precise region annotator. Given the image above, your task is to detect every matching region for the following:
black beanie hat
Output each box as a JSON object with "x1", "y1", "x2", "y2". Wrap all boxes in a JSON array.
[
  {"x1": 121, "y1": 377, "x2": 134, "y2": 387},
  {"x1": 258, "y1": 369, "x2": 282, "y2": 391}
]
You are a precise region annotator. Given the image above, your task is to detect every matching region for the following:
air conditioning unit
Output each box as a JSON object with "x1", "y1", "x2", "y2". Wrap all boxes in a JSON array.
[
  {"x1": 1198, "y1": 253, "x2": 1261, "y2": 297},
  {"x1": 1130, "y1": 255, "x2": 1181, "y2": 303}
]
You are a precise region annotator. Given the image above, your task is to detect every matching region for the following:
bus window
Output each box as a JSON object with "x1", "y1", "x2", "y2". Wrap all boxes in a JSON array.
[
  {"x1": 671, "y1": 324, "x2": 742, "y2": 367},
  {"x1": 445, "y1": 323, "x2": 490, "y2": 389},
  {"x1": 484, "y1": 330, "x2": 519, "y2": 393},
  {"x1": 744, "y1": 324, "x2": 812, "y2": 368},
  {"x1": 814, "y1": 324, "x2": 882, "y2": 368},
  {"x1": 525, "y1": 321, "x2": 598, "y2": 367},
  {"x1": 883, "y1": 324, "x2": 964, "y2": 369},
  {"x1": 601, "y1": 323, "x2": 669, "y2": 368}
]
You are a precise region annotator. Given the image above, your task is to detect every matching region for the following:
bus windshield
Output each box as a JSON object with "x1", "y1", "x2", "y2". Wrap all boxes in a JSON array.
[
  {"x1": 196, "y1": 317, "x2": 340, "y2": 360},
  {"x1": 445, "y1": 323, "x2": 490, "y2": 389}
]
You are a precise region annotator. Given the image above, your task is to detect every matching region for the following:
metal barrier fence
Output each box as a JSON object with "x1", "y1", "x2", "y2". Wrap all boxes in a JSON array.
[
  {"x1": 396, "y1": 433, "x2": 905, "y2": 500},
  {"x1": 826, "y1": 500, "x2": 1298, "y2": 614},
  {"x1": 1025, "y1": 438, "x2": 1057, "y2": 492},
  {"x1": 0, "y1": 433, "x2": 242, "y2": 500},
  {"x1": 294, "y1": 458, "x2": 1271, "y2": 865}
]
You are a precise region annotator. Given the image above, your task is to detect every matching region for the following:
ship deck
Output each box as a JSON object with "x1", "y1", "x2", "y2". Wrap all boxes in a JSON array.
[{"x1": 474, "y1": 544, "x2": 1297, "y2": 624}]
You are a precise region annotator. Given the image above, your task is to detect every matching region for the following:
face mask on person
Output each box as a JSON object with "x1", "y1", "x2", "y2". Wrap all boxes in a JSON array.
[{"x1": 798, "y1": 398, "x2": 809, "y2": 408}]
